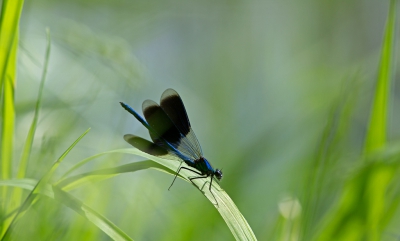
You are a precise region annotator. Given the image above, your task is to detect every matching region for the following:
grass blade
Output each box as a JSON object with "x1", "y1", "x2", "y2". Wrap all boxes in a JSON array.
[
  {"x1": 0, "y1": 179, "x2": 134, "y2": 241},
  {"x1": 315, "y1": 2, "x2": 399, "y2": 240},
  {"x1": 0, "y1": 128, "x2": 90, "y2": 240},
  {"x1": 52, "y1": 186, "x2": 134, "y2": 241},
  {"x1": 59, "y1": 149, "x2": 145, "y2": 179},
  {"x1": 17, "y1": 29, "x2": 51, "y2": 179},
  {"x1": 57, "y1": 160, "x2": 177, "y2": 191},
  {"x1": 116, "y1": 149, "x2": 257, "y2": 241},
  {"x1": 59, "y1": 147, "x2": 257, "y2": 240},
  {"x1": 364, "y1": 0, "x2": 397, "y2": 154},
  {"x1": 0, "y1": 0, "x2": 24, "y2": 179},
  {"x1": 6, "y1": 29, "x2": 52, "y2": 232},
  {"x1": 0, "y1": 0, "x2": 24, "y2": 236},
  {"x1": 0, "y1": 179, "x2": 38, "y2": 191},
  {"x1": 314, "y1": 160, "x2": 399, "y2": 241}
]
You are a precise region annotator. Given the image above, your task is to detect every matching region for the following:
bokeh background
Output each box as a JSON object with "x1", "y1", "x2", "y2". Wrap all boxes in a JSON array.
[{"x1": 6, "y1": 0, "x2": 400, "y2": 240}]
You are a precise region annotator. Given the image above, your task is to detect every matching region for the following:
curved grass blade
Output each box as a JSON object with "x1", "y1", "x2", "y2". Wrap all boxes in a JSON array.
[
  {"x1": 316, "y1": 2, "x2": 399, "y2": 239},
  {"x1": 58, "y1": 147, "x2": 257, "y2": 240},
  {"x1": 313, "y1": 160, "x2": 399, "y2": 241},
  {"x1": 6, "y1": 29, "x2": 52, "y2": 232},
  {"x1": 0, "y1": 128, "x2": 90, "y2": 241},
  {"x1": 17, "y1": 29, "x2": 51, "y2": 179},
  {"x1": 0, "y1": 179, "x2": 53, "y2": 199},
  {"x1": 59, "y1": 149, "x2": 150, "y2": 179},
  {"x1": 57, "y1": 160, "x2": 178, "y2": 191},
  {"x1": 0, "y1": 179, "x2": 38, "y2": 191},
  {"x1": 364, "y1": 0, "x2": 397, "y2": 154},
  {"x1": 0, "y1": 179, "x2": 133, "y2": 241},
  {"x1": 52, "y1": 185, "x2": 133, "y2": 241},
  {"x1": 119, "y1": 149, "x2": 257, "y2": 241}
]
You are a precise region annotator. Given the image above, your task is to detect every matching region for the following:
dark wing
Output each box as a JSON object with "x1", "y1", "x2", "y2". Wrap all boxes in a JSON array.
[
  {"x1": 142, "y1": 99, "x2": 200, "y2": 161},
  {"x1": 124, "y1": 134, "x2": 168, "y2": 156},
  {"x1": 160, "y1": 89, "x2": 190, "y2": 135},
  {"x1": 160, "y1": 89, "x2": 203, "y2": 158},
  {"x1": 120, "y1": 101, "x2": 186, "y2": 161}
]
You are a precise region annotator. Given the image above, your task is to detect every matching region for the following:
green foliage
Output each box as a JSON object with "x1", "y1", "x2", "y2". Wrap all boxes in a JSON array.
[
  {"x1": 1, "y1": 128, "x2": 90, "y2": 240},
  {"x1": 0, "y1": 0, "x2": 24, "y2": 237},
  {"x1": 310, "y1": 1, "x2": 399, "y2": 240},
  {"x1": 59, "y1": 149, "x2": 256, "y2": 240},
  {"x1": 364, "y1": 0, "x2": 397, "y2": 154},
  {"x1": 1, "y1": 0, "x2": 400, "y2": 240}
]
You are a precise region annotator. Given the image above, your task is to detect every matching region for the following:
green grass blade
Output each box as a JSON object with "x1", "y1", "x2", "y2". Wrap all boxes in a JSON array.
[
  {"x1": 0, "y1": 179, "x2": 53, "y2": 198},
  {"x1": 0, "y1": 47, "x2": 16, "y2": 181},
  {"x1": 117, "y1": 149, "x2": 257, "y2": 241},
  {"x1": 59, "y1": 147, "x2": 257, "y2": 240},
  {"x1": 41, "y1": 128, "x2": 91, "y2": 184},
  {"x1": 3, "y1": 143, "x2": 256, "y2": 240},
  {"x1": 214, "y1": 188, "x2": 257, "y2": 241},
  {"x1": 141, "y1": 152, "x2": 257, "y2": 241},
  {"x1": 314, "y1": 161, "x2": 398, "y2": 241},
  {"x1": 301, "y1": 76, "x2": 362, "y2": 240},
  {"x1": 0, "y1": 0, "x2": 24, "y2": 236},
  {"x1": 0, "y1": 179, "x2": 134, "y2": 241},
  {"x1": 364, "y1": 0, "x2": 397, "y2": 154},
  {"x1": 17, "y1": 29, "x2": 51, "y2": 179},
  {"x1": 0, "y1": 128, "x2": 90, "y2": 240},
  {"x1": 0, "y1": 179, "x2": 38, "y2": 190},
  {"x1": 0, "y1": 0, "x2": 20, "y2": 176},
  {"x1": 8, "y1": 29, "x2": 52, "y2": 231},
  {"x1": 59, "y1": 148, "x2": 143, "y2": 179},
  {"x1": 0, "y1": 0, "x2": 23, "y2": 93},
  {"x1": 0, "y1": 0, "x2": 23, "y2": 180},
  {"x1": 57, "y1": 160, "x2": 177, "y2": 191},
  {"x1": 52, "y1": 186, "x2": 134, "y2": 241},
  {"x1": 315, "y1": 2, "x2": 398, "y2": 239}
]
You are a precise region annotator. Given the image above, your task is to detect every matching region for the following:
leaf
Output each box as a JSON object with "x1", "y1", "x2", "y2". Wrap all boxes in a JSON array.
[
  {"x1": 0, "y1": 128, "x2": 90, "y2": 240},
  {"x1": 313, "y1": 161, "x2": 398, "y2": 241},
  {"x1": 57, "y1": 160, "x2": 177, "y2": 191},
  {"x1": 315, "y1": 2, "x2": 399, "y2": 239},
  {"x1": 0, "y1": 0, "x2": 25, "y2": 236},
  {"x1": 52, "y1": 186, "x2": 134, "y2": 241},
  {"x1": 59, "y1": 149, "x2": 147, "y2": 179},
  {"x1": 0, "y1": 0, "x2": 24, "y2": 179},
  {"x1": 0, "y1": 179, "x2": 133, "y2": 241},
  {"x1": 59, "y1": 147, "x2": 257, "y2": 240},
  {"x1": 17, "y1": 29, "x2": 51, "y2": 179},
  {"x1": 144, "y1": 153, "x2": 257, "y2": 240},
  {"x1": 7, "y1": 29, "x2": 52, "y2": 233},
  {"x1": 364, "y1": 0, "x2": 397, "y2": 154},
  {"x1": 107, "y1": 149, "x2": 258, "y2": 241}
]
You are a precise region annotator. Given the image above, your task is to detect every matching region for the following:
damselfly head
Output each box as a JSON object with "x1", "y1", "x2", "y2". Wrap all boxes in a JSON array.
[{"x1": 215, "y1": 169, "x2": 223, "y2": 180}]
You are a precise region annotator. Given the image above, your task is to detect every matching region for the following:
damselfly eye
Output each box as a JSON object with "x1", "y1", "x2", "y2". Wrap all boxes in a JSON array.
[{"x1": 215, "y1": 169, "x2": 223, "y2": 180}]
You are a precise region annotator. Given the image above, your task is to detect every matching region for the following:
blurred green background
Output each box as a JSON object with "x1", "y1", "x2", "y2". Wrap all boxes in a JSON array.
[{"x1": 2, "y1": 0, "x2": 400, "y2": 240}]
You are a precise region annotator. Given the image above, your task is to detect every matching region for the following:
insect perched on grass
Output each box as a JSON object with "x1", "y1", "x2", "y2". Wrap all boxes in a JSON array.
[{"x1": 120, "y1": 89, "x2": 223, "y2": 206}]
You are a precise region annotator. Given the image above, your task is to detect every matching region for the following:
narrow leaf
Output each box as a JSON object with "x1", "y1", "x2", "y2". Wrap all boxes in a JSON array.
[
  {"x1": 120, "y1": 149, "x2": 257, "y2": 241},
  {"x1": 0, "y1": 0, "x2": 24, "y2": 179},
  {"x1": 60, "y1": 147, "x2": 257, "y2": 240},
  {"x1": 0, "y1": 0, "x2": 24, "y2": 236},
  {"x1": 0, "y1": 129, "x2": 90, "y2": 240},
  {"x1": 17, "y1": 29, "x2": 51, "y2": 178},
  {"x1": 52, "y1": 186, "x2": 134, "y2": 241},
  {"x1": 60, "y1": 149, "x2": 145, "y2": 179},
  {"x1": 0, "y1": 179, "x2": 134, "y2": 241},
  {"x1": 364, "y1": 0, "x2": 397, "y2": 154},
  {"x1": 57, "y1": 160, "x2": 177, "y2": 191}
]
